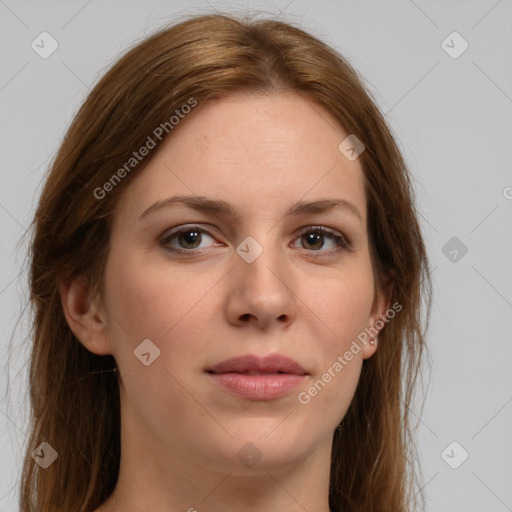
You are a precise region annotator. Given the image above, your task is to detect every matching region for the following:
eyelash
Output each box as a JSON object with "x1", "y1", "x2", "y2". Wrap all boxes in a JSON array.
[{"x1": 160, "y1": 225, "x2": 351, "y2": 258}]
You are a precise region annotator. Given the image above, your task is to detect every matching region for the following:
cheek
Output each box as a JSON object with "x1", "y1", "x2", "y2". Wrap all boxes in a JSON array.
[
  {"x1": 307, "y1": 263, "x2": 375, "y2": 348},
  {"x1": 102, "y1": 250, "x2": 221, "y2": 366},
  {"x1": 297, "y1": 262, "x2": 374, "y2": 420},
  {"x1": 102, "y1": 253, "x2": 221, "y2": 433}
]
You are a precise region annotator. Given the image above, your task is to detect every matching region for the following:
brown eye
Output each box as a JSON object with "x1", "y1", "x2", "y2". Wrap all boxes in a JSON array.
[
  {"x1": 301, "y1": 231, "x2": 325, "y2": 250},
  {"x1": 291, "y1": 227, "x2": 350, "y2": 255},
  {"x1": 161, "y1": 226, "x2": 217, "y2": 253},
  {"x1": 177, "y1": 229, "x2": 201, "y2": 249}
]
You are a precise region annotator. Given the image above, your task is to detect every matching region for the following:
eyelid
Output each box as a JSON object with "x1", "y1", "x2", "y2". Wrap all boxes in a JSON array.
[{"x1": 296, "y1": 225, "x2": 346, "y2": 241}]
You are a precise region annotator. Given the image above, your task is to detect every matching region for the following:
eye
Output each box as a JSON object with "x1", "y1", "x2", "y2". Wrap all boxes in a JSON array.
[
  {"x1": 291, "y1": 226, "x2": 350, "y2": 255},
  {"x1": 161, "y1": 225, "x2": 218, "y2": 254},
  {"x1": 160, "y1": 224, "x2": 351, "y2": 257}
]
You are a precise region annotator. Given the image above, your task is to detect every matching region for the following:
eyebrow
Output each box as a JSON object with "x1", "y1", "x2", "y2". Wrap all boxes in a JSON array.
[{"x1": 138, "y1": 194, "x2": 363, "y2": 222}]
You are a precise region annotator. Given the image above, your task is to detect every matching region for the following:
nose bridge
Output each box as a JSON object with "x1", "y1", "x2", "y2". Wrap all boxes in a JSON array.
[
  {"x1": 227, "y1": 231, "x2": 296, "y2": 328},
  {"x1": 235, "y1": 231, "x2": 284, "y2": 285}
]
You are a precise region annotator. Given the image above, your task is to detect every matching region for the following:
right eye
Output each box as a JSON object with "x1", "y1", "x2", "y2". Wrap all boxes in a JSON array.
[{"x1": 160, "y1": 225, "x2": 219, "y2": 254}]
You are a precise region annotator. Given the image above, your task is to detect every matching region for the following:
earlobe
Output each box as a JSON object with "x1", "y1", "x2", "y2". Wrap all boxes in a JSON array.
[{"x1": 58, "y1": 275, "x2": 111, "y2": 355}]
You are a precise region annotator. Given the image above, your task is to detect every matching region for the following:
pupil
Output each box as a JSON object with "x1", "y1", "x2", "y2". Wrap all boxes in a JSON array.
[
  {"x1": 305, "y1": 232, "x2": 323, "y2": 249},
  {"x1": 180, "y1": 230, "x2": 200, "y2": 248}
]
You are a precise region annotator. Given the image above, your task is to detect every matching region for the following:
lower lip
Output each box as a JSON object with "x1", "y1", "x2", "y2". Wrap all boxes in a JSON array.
[{"x1": 207, "y1": 372, "x2": 306, "y2": 400}]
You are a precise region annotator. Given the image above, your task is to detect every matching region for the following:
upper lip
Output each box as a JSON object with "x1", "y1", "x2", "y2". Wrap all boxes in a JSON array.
[{"x1": 206, "y1": 354, "x2": 308, "y2": 375}]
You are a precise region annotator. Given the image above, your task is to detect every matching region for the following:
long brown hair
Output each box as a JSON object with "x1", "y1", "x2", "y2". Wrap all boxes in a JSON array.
[{"x1": 17, "y1": 12, "x2": 432, "y2": 512}]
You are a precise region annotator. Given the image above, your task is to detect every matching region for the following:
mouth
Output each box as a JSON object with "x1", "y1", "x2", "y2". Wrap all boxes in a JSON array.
[
  {"x1": 205, "y1": 354, "x2": 308, "y2": 400},
  {"x1": 208, "y1": 370, "x2": 296, "y2": 375},
  {"x1": 205, "y1": 353, "x2": 308, "y2": 376}
]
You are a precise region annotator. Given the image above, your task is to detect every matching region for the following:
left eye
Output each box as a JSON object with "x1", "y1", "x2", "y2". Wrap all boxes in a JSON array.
[{"x1": 291, "y1": 227, "x2": 349, "y2": 252}]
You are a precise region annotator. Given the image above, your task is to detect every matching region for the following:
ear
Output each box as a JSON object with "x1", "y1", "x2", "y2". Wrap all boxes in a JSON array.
[
  {"x1": 58, "y1": 275, "x2": 111, "y2": 355},
  {"x1": 362, "y1": 274, "x2": 394, "y2": 360}
]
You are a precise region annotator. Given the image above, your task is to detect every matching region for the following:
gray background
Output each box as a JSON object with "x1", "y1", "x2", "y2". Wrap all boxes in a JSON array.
[{"x1": 1, "y1": 0, "x2": 511, "y2": 510}]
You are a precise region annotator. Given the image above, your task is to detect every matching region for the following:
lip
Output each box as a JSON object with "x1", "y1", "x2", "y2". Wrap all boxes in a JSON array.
[{"x1": 205, "y1": 354, "x2": 308, "y2": 400}]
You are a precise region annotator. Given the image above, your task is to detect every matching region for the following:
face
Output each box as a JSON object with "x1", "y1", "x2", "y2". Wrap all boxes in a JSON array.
[{"x1": 95, "y1": 91, "x2": 388, "y2": 474}]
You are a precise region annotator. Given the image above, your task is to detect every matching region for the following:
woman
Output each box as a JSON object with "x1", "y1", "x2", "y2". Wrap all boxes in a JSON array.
[{"x1": 20, "y1": 12, "x2": 431, "y2": 512}]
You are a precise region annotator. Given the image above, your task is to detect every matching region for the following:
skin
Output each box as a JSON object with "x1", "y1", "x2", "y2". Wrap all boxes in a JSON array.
[{"x1": 60, "y1": 91, "x2": 391, "y2": 512}]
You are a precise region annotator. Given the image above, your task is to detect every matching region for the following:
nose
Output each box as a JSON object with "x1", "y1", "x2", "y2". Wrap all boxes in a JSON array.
[{"x1": 224, "y1": 238, "x2": 297, "y2": 331}]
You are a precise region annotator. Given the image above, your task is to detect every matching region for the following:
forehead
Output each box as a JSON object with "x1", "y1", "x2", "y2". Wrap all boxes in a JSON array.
[{"x1": 114, "y1": 91, "x2": 367, "y2": 224}]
